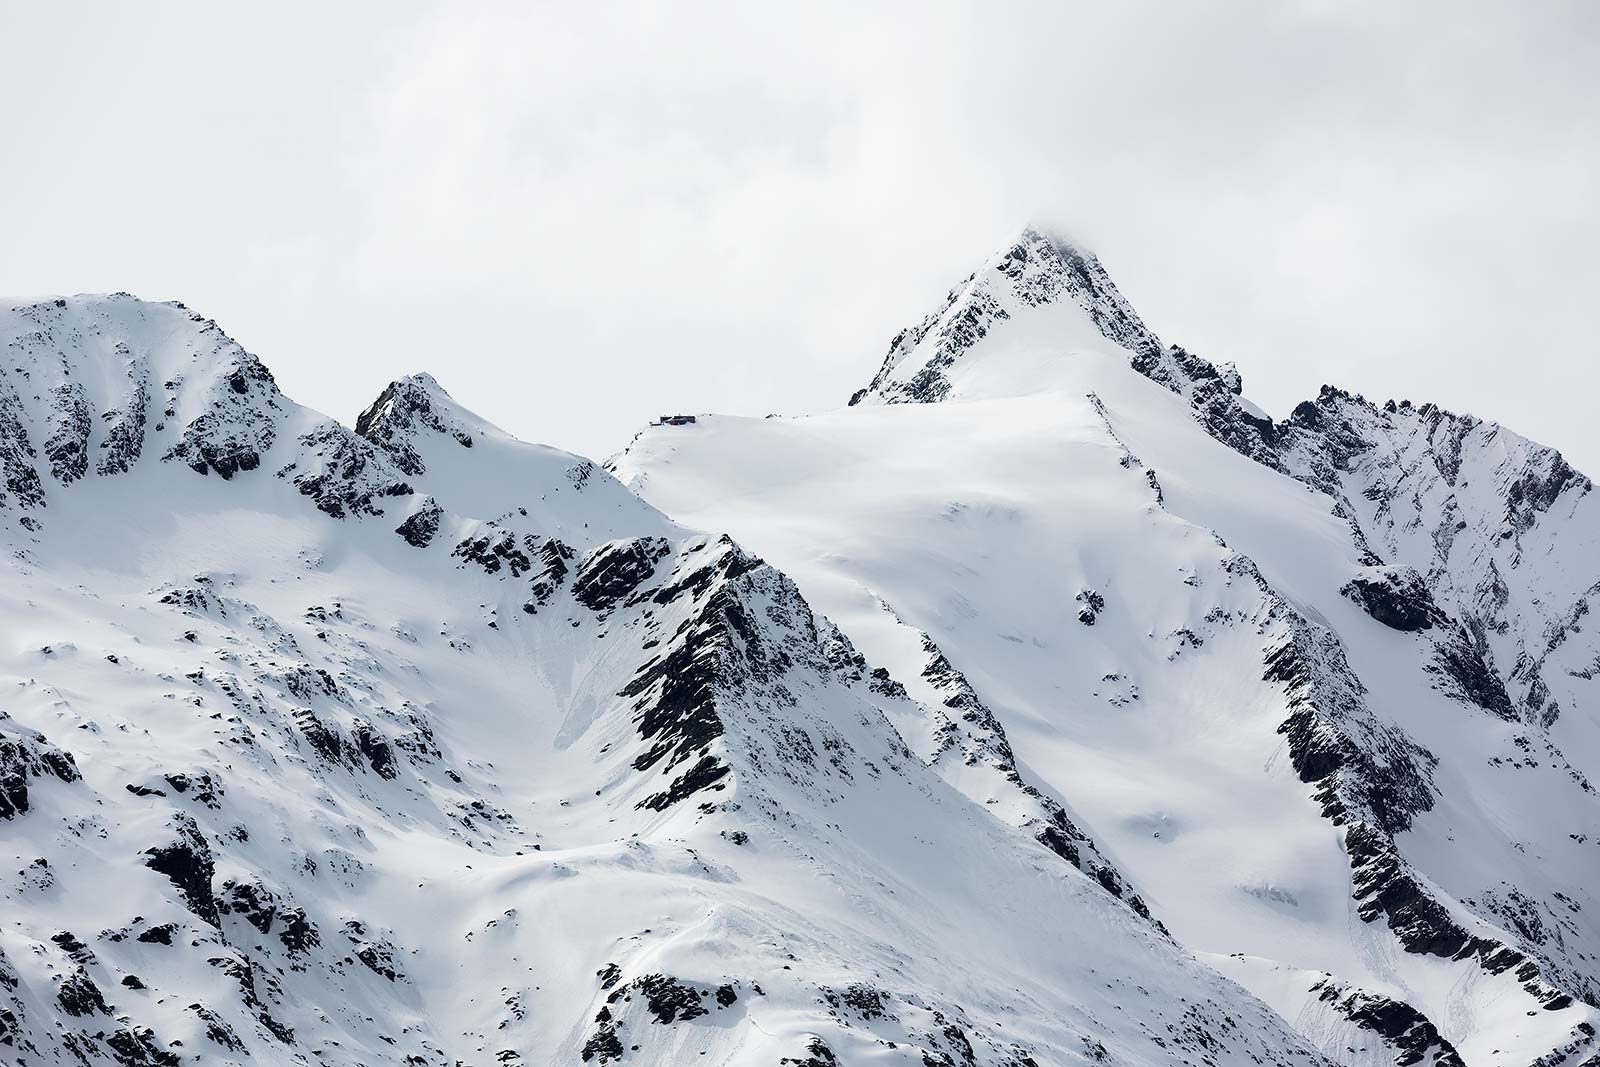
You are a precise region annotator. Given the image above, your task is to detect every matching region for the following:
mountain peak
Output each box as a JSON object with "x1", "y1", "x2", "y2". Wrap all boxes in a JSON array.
[
  {"x1": 355, "y1": 374, "x2": 481, "y2": 478},
  {"x1": 0, "y1": 293, "x2": 294, "y2": 509},
  {"x1": 849, "y1": 226, "x2": 1162, "y2": 407},
  {"x1": 842, "y1": 228, "x2": 1287, "y2": 470},
  {"x1": 1014, "y1": 220, "x2": 1090, "y2": 257}
]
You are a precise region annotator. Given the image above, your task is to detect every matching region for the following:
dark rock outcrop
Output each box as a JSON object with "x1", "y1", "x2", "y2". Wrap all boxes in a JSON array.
[
  {"x1": 279, "y1": 421, "x2": 412, "y2": 518},
  {"x1": 396, "y1": 496, "x2": 444, "y2": 547},
  {"x1": 356, "y1": 374, "x2": 476, "y2": 477},
  {"x1": 163, "y1": 354, "x2": 280, "y2": 479},
  {"x1": 56, "y1": 968, "x2": 108, "y2": 1017},
  {"x1": 0, "y1": 714, "x2": 80, "y2": 820},
  {"x1": 1340, "y1": 566, "x2": 1438, "y2": 632},
  {"x1": 142, "y1": 813, "x2": 218, "y2": 926},
  {"x1": 574, "y1": 537, "x2": 671, "y2": 613},
  {"x1": 1309, "y1": 978, "x2": 1463, "y2": 1067}
]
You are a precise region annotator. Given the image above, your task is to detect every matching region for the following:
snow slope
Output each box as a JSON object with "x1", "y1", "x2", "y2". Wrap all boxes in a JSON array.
[
  {"x1": 610, "y1": 229, "x2": 1600, "y2": 1067},
  {"x1": 0, "y1": 295, "x2": 1338, "y2": 1066}
]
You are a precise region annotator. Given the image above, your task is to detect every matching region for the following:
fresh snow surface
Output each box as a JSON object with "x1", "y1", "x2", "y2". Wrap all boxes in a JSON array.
[{"x1": 0, "y1": 295, "x2": 1346, "y2": 1066}]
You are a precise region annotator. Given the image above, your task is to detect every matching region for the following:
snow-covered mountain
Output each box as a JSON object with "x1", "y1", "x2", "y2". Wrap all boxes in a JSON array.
[
  {"x1": 0, "y1": 295, "x2": 1353, "y2": 1066},
  {"x1": 610, "y1": 228, "x2": 1600, "y2": 1067}
]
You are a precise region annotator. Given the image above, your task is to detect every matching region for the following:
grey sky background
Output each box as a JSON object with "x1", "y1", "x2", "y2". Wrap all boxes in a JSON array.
[{"x1": 2, "y1": 2, "x2": 1597, "y2": 470}]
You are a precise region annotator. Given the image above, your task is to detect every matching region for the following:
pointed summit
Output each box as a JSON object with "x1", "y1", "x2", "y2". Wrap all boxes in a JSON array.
[
  {"x1": 847, "y1": 227, "x2": 1281, "y2": 469},
  {"x1": 849, "y1": 226, "x2": 1163, "y2": 406},
  {"x1": 352, "y1": 371, "x2": 660, "y2": 533},
  {"x1": 1006, "y1": 224, "x2": 1163, "y2": 357},
  {"x1": 356, "y1": 373, "x2": 483, "y2": 478}
]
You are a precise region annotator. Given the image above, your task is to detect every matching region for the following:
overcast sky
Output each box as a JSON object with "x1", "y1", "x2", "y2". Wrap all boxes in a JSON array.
[{"x1": 2, "y1": 2, "x2": 1596, "y2": 470}]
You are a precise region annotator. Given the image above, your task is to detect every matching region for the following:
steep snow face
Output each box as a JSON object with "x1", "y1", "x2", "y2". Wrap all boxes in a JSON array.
[
  {"x1": 0, "y1": 296, "x2": 1333, "y2": 1067},
  {"x1": 610, "y1": 232, "x2": 1600, "y2": 1067},
  {"x1": 1277, "y1": 388, "x2": 1600, "y2": 764}
]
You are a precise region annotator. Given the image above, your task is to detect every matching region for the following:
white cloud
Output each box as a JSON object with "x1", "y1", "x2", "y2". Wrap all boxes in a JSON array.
[{"x1": 1, "y1": 1, "x2": 1595, "y2": 468}]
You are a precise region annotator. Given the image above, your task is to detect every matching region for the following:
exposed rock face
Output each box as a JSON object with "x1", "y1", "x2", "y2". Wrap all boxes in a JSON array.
[
  {"x1": 523, "y1": 536, "x2": 575, "y2": 612},
  {"x1": 1277, "y1": 386, "x2": 1598, "y2": 734},
  {"x1": 163, "y1": 350, "x2": 281, "y2": 479},
  {"x1": 43, "y1": 382, "x2": 92, "y2": 484},
  {"x1": 355, "y1": 373, "x2": 476, "y2": 476},
  {"x1": 395, "y1": 495, "x2": 444, "y2": 547},
  {"x1": 1200, "y1": 532, "x2": 1579, "y2": 1014},
  {"x1": 0, "y1": 714, "x2": 81, "y2": 820},
  {"x1": 96, "y1": 355, "x2": 150, "y2": 477},
  {"x1": 55, "y1": 969, "x2": 108, "y2": 1018},
  {"x1": 142, "y1": 813, "x2": 219, "y2": 926},
  {"x1": 278, "y1": 420, "x2": 412, "y2": 518},
  {"x1": 452, "y1": 526, "x2": 539, "y2": 576},
  {"x1": 0, "y1": 372, "x2": 47, "y2": 509},
  {"x1": 1258, "y1": 578, "x2": 1438, "y2": 839},
  {"x1": 573, "y1": 536, "x2": 672, "y2": 612},
  {"x1": 1130, "y1": 344, "x2": 1282, "y2": 470},
  {"x1": 1308, "y1": 978, "x2": 1464, "y2": 1067},
  {"x1": 1341, "y1": 566, "x2": 1439, "y2": 632}
]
